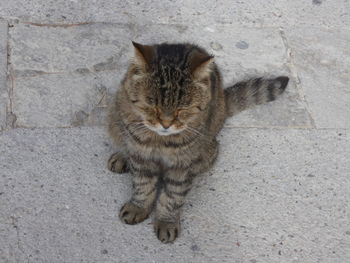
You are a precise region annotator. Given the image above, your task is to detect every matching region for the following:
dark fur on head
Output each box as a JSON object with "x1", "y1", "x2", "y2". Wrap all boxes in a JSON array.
[{"x1": 125, "y1": 42, "x2": 215, "y2": 136}]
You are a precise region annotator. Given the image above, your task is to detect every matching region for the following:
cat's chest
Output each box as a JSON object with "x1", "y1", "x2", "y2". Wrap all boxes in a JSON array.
[{"x1": 127, "y1": 141, "x2": 195, "y2": 168}]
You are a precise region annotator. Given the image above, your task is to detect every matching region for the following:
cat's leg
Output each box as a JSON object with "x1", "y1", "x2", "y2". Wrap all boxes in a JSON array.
[
  {"x1": 154, "y1": 169, "x2": 193, "y2": 243},
  {"x1": 154, "y1": 140, "x2": 219, "y2": 243},
  {"x1": 119, "y1": 157, "x2": 159, "y2": 225},
  {"x1": 107, "y1": 111, "x2": 129, "y2": 173},
  {"x1": 108, "y1": 151, "x2": 129, "y2": 174}
]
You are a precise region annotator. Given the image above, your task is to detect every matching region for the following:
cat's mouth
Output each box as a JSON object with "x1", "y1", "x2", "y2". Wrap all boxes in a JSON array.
[{"x1": 144, "y1": 123, "x2": 185, "y2": 136}]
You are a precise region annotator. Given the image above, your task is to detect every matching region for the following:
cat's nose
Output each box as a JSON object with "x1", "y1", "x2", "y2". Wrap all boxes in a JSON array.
[{"x1": 160, "y1": 120, "x2": 172, "y2": 129}]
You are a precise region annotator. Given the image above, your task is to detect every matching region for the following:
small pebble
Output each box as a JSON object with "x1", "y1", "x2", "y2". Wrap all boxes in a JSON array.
[
  {"x1": 191, "y1": 244, "x2": 200, "y2": 251},
  {"x1": 235, "y1": 40, "x2": 249, "y2": 50},
  {"x1": 210, "y1": 42, "x2": 223, "y2": 51}
]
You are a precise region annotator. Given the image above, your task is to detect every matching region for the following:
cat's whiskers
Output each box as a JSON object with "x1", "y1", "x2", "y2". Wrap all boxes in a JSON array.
[
  {"x1": 180, "y1": 131, "x2": 196, "y2": 145},
  {"x1": 132, "y1": 126, "x2": 149, "y2": 135},
  {"x1": 186, "y1": 126, "x2": 205, "y2": 137},
  {"x1": 185, "y1": 126, "x2": 213, "y2": 143}
]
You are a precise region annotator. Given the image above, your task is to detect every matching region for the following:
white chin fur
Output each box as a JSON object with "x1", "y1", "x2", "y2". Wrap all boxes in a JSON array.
[
  {"x1": 156, "y1": 131, "x2": 173, "y2": 136},
  {"x1": 145, "y1": 124, "x2": 184, "y2": 136}
]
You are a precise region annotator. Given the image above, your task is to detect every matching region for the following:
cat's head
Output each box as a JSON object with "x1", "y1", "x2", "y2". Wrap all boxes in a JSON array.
[{"x1": 124, "y1": 42, "x2": 215, "y2": 136}]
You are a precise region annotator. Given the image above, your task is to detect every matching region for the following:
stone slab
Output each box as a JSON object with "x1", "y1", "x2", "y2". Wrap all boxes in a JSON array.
[
  {"x1": 10, "y1": 23, "x2": 288, "y2": 80},
  {"x1": 11, "y1": 23, "x2": 311, "y2": 128},
  {"x1": 0, "y1": 0, "x2": 349, "y2": 28},
  {"x1": 0, "y1": 20, "x2": 7, "y2": 130},
  {"x1": 13, "y1": 71, "x2": 122, "y2": 128},
  {"x1": 286, "y1": 27, "x2": 350, "y2": 128},
  {"x1": 1, "y1": 127, "x2": 350, "y2": 262},
  {"x1": 10, "y1": 23, "x2": 134, "y2": 73}
]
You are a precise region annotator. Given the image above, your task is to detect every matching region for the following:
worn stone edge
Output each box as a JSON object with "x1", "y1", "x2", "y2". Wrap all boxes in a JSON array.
[{"x1": 278, "y1": 28, "x2": 317, "y2": 128}]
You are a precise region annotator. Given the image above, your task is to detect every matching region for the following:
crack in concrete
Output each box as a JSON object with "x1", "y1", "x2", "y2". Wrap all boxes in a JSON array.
[
  {"x1": 20, "y1": 20, "x2": 143, "y2": 29},
  {"x1": 10, "y1": 216, "x2": 30, "y2": 263},
  {"x1": 5, "y1": 20, "x2": 17, "y2": 130},
  {"x1": 279, "y1": 28, "x2": 317, "y2": 129},
  {"x1": 22, "y1": 21, "x2": 90, "y2": 28},
  {"x1": 13, "y1": 69, "x2": 66, "y2": 78},
  {"x1": 13, "y1": 40, "x2": 129, "y2": 79},
  {"x1": 13, "y1": 67, "x2": 119, "y2": 78}
]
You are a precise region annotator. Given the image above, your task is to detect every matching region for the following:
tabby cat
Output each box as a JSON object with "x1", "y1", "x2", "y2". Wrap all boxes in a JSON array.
[{"x1": 108, "y1": 42, "x2": 289, "y2": 243}]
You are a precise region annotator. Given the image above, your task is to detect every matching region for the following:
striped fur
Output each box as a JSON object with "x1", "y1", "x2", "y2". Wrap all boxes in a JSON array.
[
  {"x1": 107, "y1": 42, "x2": 289, "y2": 243},
  {"x1": 225, "y1": 77, "x2": 289, "y2": 117}
]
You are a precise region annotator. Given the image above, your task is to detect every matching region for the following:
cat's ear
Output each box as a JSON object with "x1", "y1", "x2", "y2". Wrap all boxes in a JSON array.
[
  {"x1": 132, "y1": 41, "x2": 154, "y2": 70},
  {"x1": 190, "y1": 51, "x2": 214, "y2": 80}
]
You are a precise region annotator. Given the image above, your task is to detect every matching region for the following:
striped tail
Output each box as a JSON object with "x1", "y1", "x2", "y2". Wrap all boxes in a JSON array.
[{"x1": 224, "y1": 76, "x2": 289, "y2": 117}]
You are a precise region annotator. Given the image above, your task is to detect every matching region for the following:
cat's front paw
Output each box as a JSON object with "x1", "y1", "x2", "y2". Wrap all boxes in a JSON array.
[
  {"x1": 154, "y1": 220, "x2": 180, "y2": 243},
  {"x1": 108, "y1": 152, "x2": 129, "y2": 173},
  {"x1": 119, "y1": 202, "x2": 149, "y2": 225}
]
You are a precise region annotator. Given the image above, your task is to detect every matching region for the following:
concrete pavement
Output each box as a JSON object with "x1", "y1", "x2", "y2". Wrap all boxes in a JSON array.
[{"x1": 1, "y1": 1, "x2": 350, "y2": 262}]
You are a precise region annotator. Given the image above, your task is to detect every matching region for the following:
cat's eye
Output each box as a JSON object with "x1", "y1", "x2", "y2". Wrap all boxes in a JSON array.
[
  {"x1": 146, "y1": 97, "x2": 155, "y2": 104},
  {"x1": 183, "y1": 106, "x2": 202, "y2": 112},
  {"x1": 177, "y1": 109, "x2": 190, "y2": 119},
  {"x1": 176, "y1": 106, "x2": 203, "y2": 119},
  {"x1": 131, "y1": 99, "x2": 139, "y2": 104}
]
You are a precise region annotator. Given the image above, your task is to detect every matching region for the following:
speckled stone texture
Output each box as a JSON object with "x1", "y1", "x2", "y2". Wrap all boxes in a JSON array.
[
  {"x1": 1, "y1": 127, "x2": 350, "y2": 262},
  {"x1": 1, "y1": 1, "x2": 350, "y2": 262},
  {"x1": 0, "y1": 0, "x2": 349, "y2": 27}
]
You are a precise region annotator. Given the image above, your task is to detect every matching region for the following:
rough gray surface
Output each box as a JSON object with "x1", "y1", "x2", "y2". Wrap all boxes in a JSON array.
[
  {"x1": 0, "y1": 19, "x2": 7, "y2": 130},
  {"x1": 0, "y1": 0, "x2": 349, "y2": 27},
  {"x1": 286, "y1": 27, "x2": 350, "y2": 128},
  {"x1": 13, "y1": 72, "x2": 121, "y2": 127},
  {"x1": 1, "y1": 1, "x2": 350, "y2": 262},
  {"x1": 1, "y1": 127, "x2": 350, "y2": 262},
  {"x1": 10, "y1": 23, "x2": 133, "y2": 73}
]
